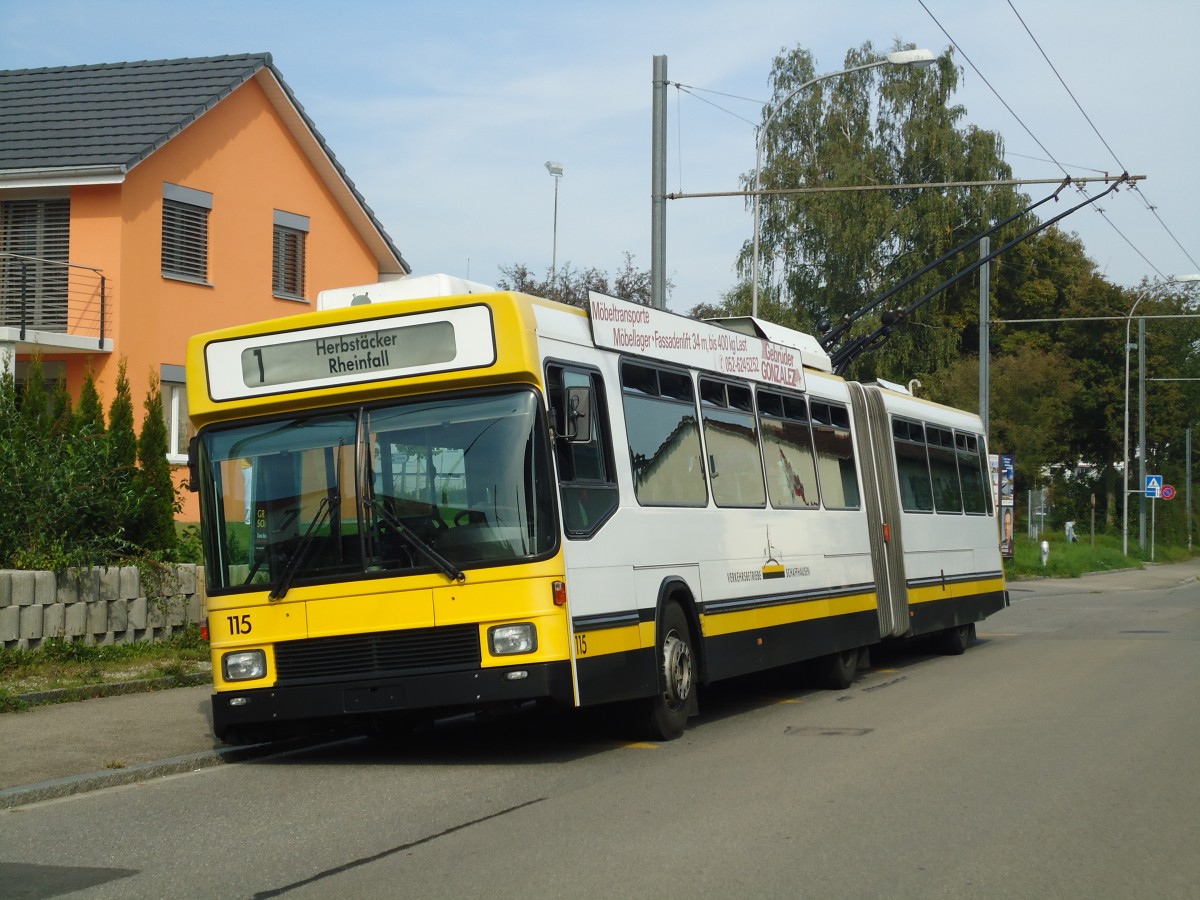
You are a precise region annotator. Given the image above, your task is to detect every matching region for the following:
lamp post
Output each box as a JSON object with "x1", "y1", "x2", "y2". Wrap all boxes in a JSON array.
[
  {"x1": 750, "y1": 48, "x2": 935, "y2": 318},
  {"x1": 1122, "y1": 273, "x2": 1200, "y2": 556},
  {"x1": 544, "y1": 161, "x2": 563, "y2": 283}
]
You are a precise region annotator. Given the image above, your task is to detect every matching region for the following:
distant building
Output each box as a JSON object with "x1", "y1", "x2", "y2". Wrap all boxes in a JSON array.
[{"x1": 0, "y1": 53, "x2": 409, "y2": 518}]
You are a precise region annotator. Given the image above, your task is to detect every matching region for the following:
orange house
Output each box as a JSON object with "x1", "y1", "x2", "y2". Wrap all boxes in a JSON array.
[{"x1": 0, "y1": 53, "x2": 409, "y2": 519}]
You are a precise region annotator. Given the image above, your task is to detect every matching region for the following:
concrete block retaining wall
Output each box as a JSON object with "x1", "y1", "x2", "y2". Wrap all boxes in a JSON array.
[{"x1": 0, "y1": 565, "x2": 205, "y2": 650}]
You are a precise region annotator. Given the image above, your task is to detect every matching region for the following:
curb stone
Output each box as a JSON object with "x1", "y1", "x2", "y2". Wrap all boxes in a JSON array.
[
  {"x1": 0, "y1": 734, "x2": 343, "y2": 810},
  {"x1": 3, "y1": 672, "x2": 212, "y2": 712}
]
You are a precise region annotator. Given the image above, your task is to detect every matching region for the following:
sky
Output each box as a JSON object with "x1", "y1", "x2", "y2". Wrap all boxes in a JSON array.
[{"x1": 3, "y1": 0, "x2": 1199, "y2": 314}]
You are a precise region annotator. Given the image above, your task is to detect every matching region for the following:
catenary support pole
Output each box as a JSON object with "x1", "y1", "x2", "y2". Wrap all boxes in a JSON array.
[
  {"x1": 651, "y1": 55, "x2": 667, "y2": 310},
  {"x1": 1139, "y1": 316, "x2": 1147, "y2": 550},
  {"x1": 979, "y1": 236, "x2": 990, "y2": 434}
]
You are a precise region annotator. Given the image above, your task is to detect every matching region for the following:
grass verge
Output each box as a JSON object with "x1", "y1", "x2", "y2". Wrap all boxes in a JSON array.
[
  {"x1": 1004, "y1": 532, "x2": 1197, "y2": 579},
  {"x1": 0, "y1": 624, "x2": 210, "y2": 713}
]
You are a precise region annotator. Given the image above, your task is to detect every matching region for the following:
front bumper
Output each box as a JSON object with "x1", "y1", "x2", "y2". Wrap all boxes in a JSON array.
[{"x1": 211, "y1": 660, "x2": 573, "y2": 743}]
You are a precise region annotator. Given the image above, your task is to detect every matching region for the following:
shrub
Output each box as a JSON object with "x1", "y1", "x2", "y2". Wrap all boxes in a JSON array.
[{"x1": 0, "y1": 356, "x2": 183, "y2": 570}]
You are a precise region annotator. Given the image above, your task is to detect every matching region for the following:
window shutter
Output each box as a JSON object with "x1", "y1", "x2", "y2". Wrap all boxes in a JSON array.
[
  {"x1": 272, "y1": 226, "x2": 306, "y2": 299},
  {"x1": 0, "y1": 198, "x2": 70, "y2": 329},
  {"x1": 162, "y1": 199, "x2": 209, "y2": 281}
]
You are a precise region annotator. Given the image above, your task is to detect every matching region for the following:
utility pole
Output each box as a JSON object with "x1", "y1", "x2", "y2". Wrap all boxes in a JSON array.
[
  {"x1": 1188, "y1": 424, "x2": 1193, "y2": 550},
  {"x1": 979, "y1": 236, "x2": 990, "y2": 434},
  {"x1": 651, "y1": 55, "x2": 667, "y2": 310},
  {"x1": 1139, "y1": 316, "x2": 1147, "y2": 550}
]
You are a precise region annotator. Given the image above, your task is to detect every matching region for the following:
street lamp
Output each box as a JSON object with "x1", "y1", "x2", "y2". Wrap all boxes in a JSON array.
[
  {"x1": 1122, "y1": 273, "x2": 1200, "y2": 556},
  {"x1": 750, "y1": 48, "x2": 936, "y2": 318},
  {"x1": 545, "y1": 161, "x2": 564, "y2": 282}
]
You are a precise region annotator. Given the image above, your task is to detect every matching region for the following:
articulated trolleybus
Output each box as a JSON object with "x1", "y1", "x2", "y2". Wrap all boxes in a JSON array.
[{"x1": 187, "y1": 276, "x2": 1007, "y2": 743}]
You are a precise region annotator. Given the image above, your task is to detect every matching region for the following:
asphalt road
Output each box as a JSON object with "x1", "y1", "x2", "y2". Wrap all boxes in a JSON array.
[{"x1": 2, "y1": 567, "x2": 1198, "y2": 899}]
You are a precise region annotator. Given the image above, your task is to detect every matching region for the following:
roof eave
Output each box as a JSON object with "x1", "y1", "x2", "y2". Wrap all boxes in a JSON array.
[{"x1": 0, "y1": 165, "x2": 127, "y2": 190}]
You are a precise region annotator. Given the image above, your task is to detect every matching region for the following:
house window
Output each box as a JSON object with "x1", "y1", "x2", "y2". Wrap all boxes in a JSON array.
[
  {"x1": 161, "y1": 364, "x2": 191, "y2": 464},
  {"x1": 273, "y1": 210, "x2": 309, "y2": 301},
  {"x1": 162, "y1": 184, "x2": 212, "y2": 283},
  {"x1": 0, "y1": 197, "x2": 70, "y2": 331}
]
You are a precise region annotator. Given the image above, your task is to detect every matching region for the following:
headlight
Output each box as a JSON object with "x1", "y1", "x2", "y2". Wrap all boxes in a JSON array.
[
  {"x1": 222, "y1": 649, "x2": 267, "y2": 681},
  {"x1": 489, "y1": 623, "x2": 537, "y2": 656}
]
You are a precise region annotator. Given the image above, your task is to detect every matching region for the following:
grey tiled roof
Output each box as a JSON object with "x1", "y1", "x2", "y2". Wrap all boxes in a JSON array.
[
  {"x1": 0, "y1": 53, "x2": 271, "y2": 172},
  {"x1": 0, "y1": 53, "x2": 408, "y2": 273}
]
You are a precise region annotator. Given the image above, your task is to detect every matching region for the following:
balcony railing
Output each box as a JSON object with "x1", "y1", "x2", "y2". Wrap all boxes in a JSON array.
[{"x1": 0, "y1": 252, "x2": 107, "y2": 349}]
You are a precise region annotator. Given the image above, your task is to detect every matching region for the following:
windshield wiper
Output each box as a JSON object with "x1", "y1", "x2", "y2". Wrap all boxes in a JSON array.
[
  {"x1": 269, "y1": 495, "x2": 335, "y2": 601},
  {"x1": 369, "y1": 498, "x2": 466, "y2": 583}
]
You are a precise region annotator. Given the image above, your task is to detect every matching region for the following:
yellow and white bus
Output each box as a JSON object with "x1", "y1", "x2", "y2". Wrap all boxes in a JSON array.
[{"x1": 186, "y1": 276, "x2": 1007, "y2": 743}]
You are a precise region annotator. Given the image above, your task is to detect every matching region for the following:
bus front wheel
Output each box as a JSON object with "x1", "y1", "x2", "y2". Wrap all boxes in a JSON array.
[{"x1": 642, "y1": 602, "x2": 696, "y2": 741}]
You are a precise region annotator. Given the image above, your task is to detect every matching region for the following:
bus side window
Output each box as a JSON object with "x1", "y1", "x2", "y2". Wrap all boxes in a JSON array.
[
  {"x1": 548, "y1": 365, "x2": 619, "y2": 537},
  {"x1": 893, "y1": 418, "x2": 934, "y2": 513},
  {"x1": 957, "y1": 432, "x2": 991, "y2": 515},
  {"x1": 700, "y1": 378, "x2": 766, "y2": 508},
  {"x1": 621, "y1": 363, "x2": 708, "y2": 508},
  {"x1": 810, "y1": 400, "x2": 860, "y2": 509}
]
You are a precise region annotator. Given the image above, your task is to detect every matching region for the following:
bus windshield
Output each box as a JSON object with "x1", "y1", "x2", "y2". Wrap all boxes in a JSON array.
[{"x1": 197, "y1": 388, "x2": 557, "y2": 593}]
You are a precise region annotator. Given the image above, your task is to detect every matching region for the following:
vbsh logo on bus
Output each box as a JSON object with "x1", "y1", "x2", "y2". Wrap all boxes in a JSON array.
[{"x1": 588, "y1": 293, "x2": 805, "y2": 392}]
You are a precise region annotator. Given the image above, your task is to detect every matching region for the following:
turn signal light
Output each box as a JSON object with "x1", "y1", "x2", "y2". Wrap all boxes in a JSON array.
[
  {"x1": 882, "y1": 523, "x2": 891, "y2": 543},
  {"x1": 552, "y1": 580, "x2": 567, "y2": 607}
]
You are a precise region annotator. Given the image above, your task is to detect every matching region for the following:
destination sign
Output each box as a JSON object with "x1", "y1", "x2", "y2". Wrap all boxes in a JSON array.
[
  {"x1": 204, "y1": 305, "x2": 496, "y2": 401},
  {"x1": 242, "y1": 321, "x2": 454, "y2": 388},
  {"x1": 588, "y1": 293, "x2": 806, "y2": 392}
]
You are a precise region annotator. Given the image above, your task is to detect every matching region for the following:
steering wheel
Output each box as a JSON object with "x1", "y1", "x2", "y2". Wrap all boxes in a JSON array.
[
  {"x1": 455, "y1": 509, "x2": 486, "y2": 526},
  {"x1": 427, "y1": 507, "x2": 447, "y2": 531}
]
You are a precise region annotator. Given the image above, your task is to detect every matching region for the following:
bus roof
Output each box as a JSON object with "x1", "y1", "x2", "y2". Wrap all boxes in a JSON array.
[{"x1": 316, "y1": 274, "x2": 497, "y2": 310}]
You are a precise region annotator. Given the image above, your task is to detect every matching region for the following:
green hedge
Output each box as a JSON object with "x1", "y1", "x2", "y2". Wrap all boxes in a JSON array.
[{"x1": 0, "y1": 356, "x2": 187, "y2": 571}]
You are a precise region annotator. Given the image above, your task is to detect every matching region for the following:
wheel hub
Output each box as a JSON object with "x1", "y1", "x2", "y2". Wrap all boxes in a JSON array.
[{"x1": 662, "y1": 631, "x2": 693, "y2": 707}]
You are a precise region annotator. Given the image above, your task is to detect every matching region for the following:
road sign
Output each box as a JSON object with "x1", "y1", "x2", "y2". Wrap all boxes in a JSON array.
[
  {"x1": 1145, "y1": 475, "x2": 1163, "y2": 498},
  {"x1": 1161, "y1": 484, "x2": 1176, "y2": 501}
]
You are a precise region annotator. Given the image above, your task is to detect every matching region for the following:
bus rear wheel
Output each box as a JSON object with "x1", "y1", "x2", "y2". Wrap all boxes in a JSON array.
[
  {"x1": 641, "y1": 602, "x2": 696, "y2": 741},
  {"x1": 933, "y1": 622, "x2": 975, "y2": 656},
  {"x1": 809, "y1": 647, "x2": 858, "y2": 690}
]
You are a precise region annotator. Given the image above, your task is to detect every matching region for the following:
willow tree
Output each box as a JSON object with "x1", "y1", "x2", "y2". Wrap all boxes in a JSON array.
[{"x1": 741, "y1": 41, "x2": 1029, "y2": 382}]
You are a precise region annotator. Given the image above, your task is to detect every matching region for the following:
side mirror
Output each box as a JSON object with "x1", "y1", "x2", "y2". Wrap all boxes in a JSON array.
[
  {"x1": 187, "y1": 436, "x2": 200, "y2": 492},
  {"x1": 565, "y1": 386, "x2": 593, "y2": 443}
]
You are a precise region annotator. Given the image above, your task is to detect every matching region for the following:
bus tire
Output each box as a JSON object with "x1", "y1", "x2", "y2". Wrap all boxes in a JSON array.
[
  {"x1": 813, "y1": 648, "x2": 858, "y2": 690},
  {"x1": 642, "y1": 601, "x2": 696, "y2": 741},
  {"x1": 934, "y1": 622, "x2": 974, "y2": 656}
]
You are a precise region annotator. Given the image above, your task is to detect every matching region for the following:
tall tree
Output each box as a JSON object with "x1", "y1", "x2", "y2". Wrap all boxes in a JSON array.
[{"x1": 737, "y1": 41, "x2": 1029, "y2": 382}]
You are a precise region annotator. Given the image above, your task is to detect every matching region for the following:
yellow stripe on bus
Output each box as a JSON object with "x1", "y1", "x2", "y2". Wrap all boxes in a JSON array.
[
  {"x1": 701, "y1": 591, "x2": 877, "y2": 638},
  {"x1": 907, "y1": 575, "x2": 1005, "y2": 605}
]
